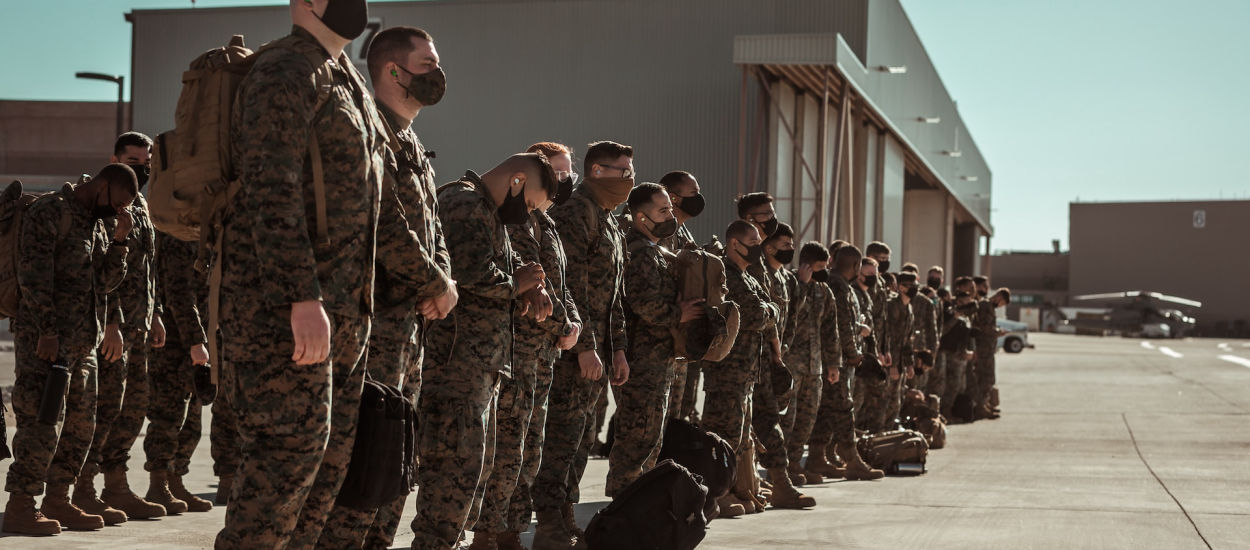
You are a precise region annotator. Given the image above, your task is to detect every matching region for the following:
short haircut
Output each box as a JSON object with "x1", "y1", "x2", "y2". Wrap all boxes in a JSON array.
[
  {"x1": 113, "y1": 132, "x2": 152, "y2": 157},
  {"x1": 937, "y1": 287, "x2": 951, "y2": 299},
  {"x1": 584, "y1": 141, "x2": 633, "y2": 175},
  {"x1": 928, "y1": 266, "x2": 945, "y2": 275},
  {"x1": 861, "y1": 257, "x2": 878, "y2": 268},
  {"x1": 834, "y1": 244, "x2": 862, "y2": 270},
  {"x1": 865, "y1": 241, "x2": 891, "y2": 256},
  {"x1": 828, "y1": 239, "x2": 849, "y2": 255},
  {"x1": 973, "y1": 276, "x2": 989, "y2": 285},
  {"x1": 365, "y1": 26, "x2": 434, "y2": 83},
  {"x1": 97, "y1": 163, "x2": 139, "y2": 196},
  {"x1": 736, "y1": 192, "x2": 774, "y2": 218},
  {"x1": 509, "y1": 152, "x2": 559, "y2": 198},
  {"x1": 954, "y1": 290, "x2": 972, "y2": 300},
  {"x1": 527, "y1": 142, "x2": 572, "y2": 159},
  {"x1": 799, "y1": 241, "x2": 829, "y2": 264},
  {"x1": 627, "y1": 182, "x2": 666, "y2": 213},
  {"x1": 725, "y1": 220, "x2": 757, "y2": 243},
  {"x1": 762, "y1": 222, "x2": 794, "y2": 245},
  {"x1": 882, "y1": 272, "x2": 897, "y2": 286},
  {"x1": 953, "y1": 276, "x2": 974, "y2": 287},
  {"x1": 901, "y1": 262, "x2": 919, "y2": 274},
  {"x1": 994, "y1": 288, "x2": 1012, "y2": 303},
  {"x1": 920, "y1": 286, "x2": 936, "y2": 298},
  {"x1": 658, "y1": 171, "x2": 695, "y2": 190}
]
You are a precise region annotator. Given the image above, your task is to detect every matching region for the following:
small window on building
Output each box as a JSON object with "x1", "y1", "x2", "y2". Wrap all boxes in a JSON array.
[{"x1": 1193, "y1": 209, "x2": 1206, "y2": 229}]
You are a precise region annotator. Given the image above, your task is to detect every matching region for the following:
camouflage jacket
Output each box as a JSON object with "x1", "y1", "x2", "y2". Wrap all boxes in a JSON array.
[
  {"x1": 155, "y1": 232, "x2": 207, "y2": 346},
  {"x1": 828, "y1": 273, "x2": 863, "y2": 366},
  {"x1": 868, "y1": 282, "x2": 890, "y2": 354},
  {"x1": 658, "y1": 223, "x2": 698, "y2": 253},
  {"x1": 722, "y1": 261, "x2": 779, "y2": 374},
  {"x1": 853, "y1": 285, "x2": 879, "y2": 356},
  {"x1": 548, "y1": 185, "x2": 626, "y2": 361},
  {"x1": 911, "y1": 295, "x2": 939, "y2": 353},
  {"x1": 105, "y1": 194, "x2": 159, "y2": 339},
  {"x1": 509, "y1": 210, "x2": 579, "y2": 359},
  {"x1": 747, "y1": 259, "x2": 782, "y2": 348},
  {"x1": 623, "y1": 227, "x2": 681, "y2": 366},
  {"x1": 426, "y1": 172, "x2": 516, "y2": 375},
  {"x1": 884, "y1": 296, "x2": 915, "y2": 367},
  {"x1": 223, "y1": 26, "x2": 386, "y2": 318},
  {"x1": 973, "y1": 299, "x2": 998, "y2": 348},
  {"x1": 16, "y1": 183, "x2": 128, "y2": 356},
  {"x1": 775, "y1": 265, "x2": 805, "y2": 352},
  {"x1": 374, "y1": 104, "x2": 451, "y2": 312},
  {"x1": 784, "y1": 279, "x2": 834, "y2": 376}
]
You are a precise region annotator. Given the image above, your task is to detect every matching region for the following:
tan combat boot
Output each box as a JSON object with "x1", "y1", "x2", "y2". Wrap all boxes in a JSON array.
[
  {"x1": 560, "y1": 502, "x2": 584, "y2": 539},
  {"x1": 169, "y1": 475, "x2": 213, "y2": 512},
  {"x1": 215, "y1": 474, "x2": 233, "y2": 506},
  {"x1": 837, "y1": 441, "x2": 885, "y2": 481},
  {"x1": 41, "y1": 484, "x2": 105, "y2": 530},
  {"x1": 467, "y1": 531, "x2": 497, "y2": 550},
  {"x1": 765, "y1": 468, "x2": 817, "y2": 509},
  {"x1": 3, "y1": 492, "x2": 61, "y2": 535},
  {"x1": 532, "y1": 510, "x2": 576, "y2": 550},
  {"x1": 714, "y1": 494, "x2": 747, "y2": 518},
  {"x1": 71, "y1": 469, "x2": 128, "y2": 525},
  {"x1": 144, "y1": 470, "x2": 189, "y2": 515},
  {"x1": 786, "y1": 461, "x2": 810, "y2": 486},
  {"x1": 803, "y1": 446, "x2": 844, "y2": 480},
  {"x1": 102, "y1": 469, "x2": 166, "y2": 518},
  {"x1": 497, "y1": 531, "x2": 531, "y2": 550}
]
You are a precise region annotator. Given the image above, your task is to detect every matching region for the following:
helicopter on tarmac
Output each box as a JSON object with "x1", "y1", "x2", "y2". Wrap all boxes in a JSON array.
[{"x1": 1064, "y1": 291, "x2": 1200, "y2": 339}]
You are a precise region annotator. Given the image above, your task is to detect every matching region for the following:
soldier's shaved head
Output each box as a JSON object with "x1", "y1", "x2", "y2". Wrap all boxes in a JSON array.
[
  {"x1": 96, "y1": 163, "x2": 139, "y2": 197},
  {"x1": 366, "y1": 26, "x2": 434, "y2": 83},
  {"x1": 498, "y1": 152, "x2": 559, "y2": 198}
]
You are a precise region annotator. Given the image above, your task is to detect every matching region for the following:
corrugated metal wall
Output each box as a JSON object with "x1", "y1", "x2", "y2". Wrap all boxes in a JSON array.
[{"x1": 130, "y1": 0, "x2": 872, "y2": 244}]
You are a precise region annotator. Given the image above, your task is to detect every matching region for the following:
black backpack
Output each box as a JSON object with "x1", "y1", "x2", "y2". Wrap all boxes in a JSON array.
[
  {"x1": 951, "y1": 393, "x2": 976, "y2": 424},
  {"x1": 336, "y1": 378, "x2": 418, "y2": 510},
  {"x1": 659, "y1": 418, "x2": 737, "y2": 503},
  {"x1": 584, "y1": 460, "x2": 709, "y2": 550}
]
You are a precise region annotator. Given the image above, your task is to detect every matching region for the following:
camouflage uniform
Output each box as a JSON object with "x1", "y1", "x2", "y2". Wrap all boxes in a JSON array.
[
  {"x1": 142, "y1": 233, "x2": 206, "y2": 477},
  {"x1": 317, "y1": 104, "x2": 452, "y2": 550},
  {"x1": 870, "y1": 296, "x2": 913, "y2": 432},
  {"x1": 409, "y1": 172, "x2": 516, "y2": 550},
  {"x1": 534, "y1": 185, "x2": 627, "y2": 514},
  {"x1": 209, "y1": 374, "x2": 240, "y2": 479},
  {"x1": 659, "y1": 224, "x2": 700, "y2": 419},
  {"x1": 853, "y1": 285, "x2": 887, "y2": 432},
  {"x1": 215, "y1": 26, "x2": 387, "y2": 549},
  {"x1": 6, "y1": 184, "x2": 127, "y2": 497},
  {"x1": 911, "y1": 295, "x2": 939, "y2": 394},
  {"x1": 75, "y1": 194, "x2": 158, "y2": 481},
  {"x1": 781, "y1": 279, "x2": 835, "y2": 461},
  {"x1": 605, "y1": 228, "x2": 681, "y2": 495},
  {"x1": 808, "y1": 273, "x2": 862, "y2": 451},
  {"x1": 753, "y1": 264, "x2": 802, "y2": 470},
  {"x1": 938, "y1": 308, "x2": 974, "y2": 413},
  {"x1": 971, "y1": 299, "x2": 998, "y2": 408},
  {"x1": 701, "y1": 262, "x2": 777, "y2": 454},
  {"x1": 474, "y1": 209, "x2": 578, "y2": 534}
]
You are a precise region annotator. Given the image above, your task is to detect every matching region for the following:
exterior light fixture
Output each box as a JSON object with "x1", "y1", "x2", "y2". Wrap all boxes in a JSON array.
[
  {"x1": 942, "y1": 150, "x2": 962, "y2": 157},
  {"x1": 917, "y1": 116, "x2": 940, "y2": 124},
  {"x1": 961, "y1": 175, "x2": 978, "y2": 182},
  {"x1": 878, "y1": 65, "x2": 907, "y2": 74}
]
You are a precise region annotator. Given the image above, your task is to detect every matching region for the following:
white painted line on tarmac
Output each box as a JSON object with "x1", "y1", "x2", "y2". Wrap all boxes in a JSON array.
[
  {"x1": 1158, "y1": 347, "x2": 1184, "y2": 358},
  {"x1": 1217, "y1": 343, "x2": 1232, "y2": 352},
  {"x1": 1141, "y1": 341, "x2": 1155, "y2": 349},
  {"x1": 1219, "y1": 355, "x2": 1250, "y2": 369}
]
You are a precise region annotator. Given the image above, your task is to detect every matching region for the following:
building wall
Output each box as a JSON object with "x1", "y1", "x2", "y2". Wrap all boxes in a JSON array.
[
  {"x1": 1070, "y1": 200, "x2": 1250, "y2": 330},
  {"x1": 0, "y1": 100, "x2": 125, "y2": 191},
  {"x1": 902, "y1": 188, "x2": 947, "y2": 272}
]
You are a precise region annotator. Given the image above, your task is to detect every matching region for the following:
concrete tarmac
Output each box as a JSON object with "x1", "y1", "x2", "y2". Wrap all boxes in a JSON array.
[{"x1": 2, "y1": 333, "x2": 1249, "y2": 548}]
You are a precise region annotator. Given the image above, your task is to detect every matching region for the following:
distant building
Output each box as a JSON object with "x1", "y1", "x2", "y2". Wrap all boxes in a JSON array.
[
  {"x1": 0, "y1": 100, "x2": 126, "y2": 192},
  {"x1": 988, "y1": 243, "x2": 1069, "y2": 331}
]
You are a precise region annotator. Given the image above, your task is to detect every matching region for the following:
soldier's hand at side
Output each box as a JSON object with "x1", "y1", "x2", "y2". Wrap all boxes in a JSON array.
[
  {"x1": 36, "y1": 334, "x2": 59, "y2": 363},
  {"x1": 290, "y1": 300, "x2": 331, "y2": 365},
  {"x1": 190, "y1": 343, "x2": 210, "y2": 366},
  {"x1": 798, "y1": 264, "x2": 813, "y2": 283},
  {"x1": 150, "y1": 314, "x2": 167, "y2": 348},
  {"x1": 513, "y1": 263, "x2": 546, "y2": 294},
  {"x1": 679, "y1": 298, "x2": 706, "y2": 323},
  {"x1": 859, "y1": 324, "x2": 871, "y2": 338},
  {"x1": 114, "y1": 210, "x2": 134, "y2": 241},
  {"x1": 102, "y1": 324, "x2": 124, "y2": 362},
  {"x1": 888, "y1": 366, "x2": 900, "y2": 381},
  {"x1": 558, "y1": 323, "x2": 581, "y2": 350},
  {"x1": 905, "y1": 366, "x2": 915, "y2": 379},
  {"x1": 435, "y1": 282, "x2": 459, "y2": 318},
  {"x1": 578, "y1": 350, "x2": 604, "y2": 381},
  {"x1": 611, "y1": 350, "x2": 629, "y2": 386},
  {"x1": 826, "y1": 367, "x2": 841, "y2": 385},
  {"x1": 523, "y1": 288, "x2": 553, "y2": 322}
]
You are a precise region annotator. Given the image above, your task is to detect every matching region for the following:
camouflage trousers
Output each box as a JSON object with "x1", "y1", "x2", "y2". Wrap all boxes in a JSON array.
[
  {"x1": 504, "y1": 348, "x2": 557, "y2": 533},
  {"x1": 532, "y1": 355, "x2": 605, "y2": 512},
  {"x1": 854, "y1": 370, "x2": 894, "y2": 434},
  {"x1": 473, "y1": 349, "x2": 543, "y2": 533},
  {"x1": 210, "y1": 363, "x2": 240, "y2": 479},
  {"x1": 924, "y1": 354, "x2": 947, "y2": 402},
  {"x1": 700, "y1": 356, "x2": 758, "y2": 454},
  {"x1": 972, "y1": 344, "x2": 997, "y2": 408},
  {"x1": 752, "y1": 362, "x2": 790, "y2": 470},
  {"x1": 317, "y1": 310, "x2": 424, "y2": 550},
  {"x1": 940, "y1": 350, "x2": 970, "y2": 414},
  {"x1": 809, "y1": 366, "x2": 856, "y2": 450},
  {"x1": 409, "y1": 364, "x2": 500, "y2": 550},
  {"x1": 667, "y1": 360, "x2": 688, "y2": 420},
  {"x1": 142, "y1": 330, "x2": 203, "y2": 476},
  {"x1": 781, "y1": 372, "x2": 822, "y2": 462},
  {"x1": 215, "y1": 310, "x2": 368, "y2": 550},
  {"x1": 680, "y1": 361, "x2": 702, "y2": 420},
  {"x1": 5, "y1": 330, "x2": 97, "y2": 496},
  {"x1": 606, "y1": 358, "x2": 675, "y2": 495},
  {"x1": 79, "y1": 331, "x2": 149, "y2": 477}
]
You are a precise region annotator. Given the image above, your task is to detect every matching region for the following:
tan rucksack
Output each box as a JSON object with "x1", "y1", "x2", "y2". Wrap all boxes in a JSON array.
[
  {"x1": 671, "y1": 248, "x2": 740, "y2": 362},
  {"x1": 0, "y1": 180, "x2": 74, "y2": 319}
]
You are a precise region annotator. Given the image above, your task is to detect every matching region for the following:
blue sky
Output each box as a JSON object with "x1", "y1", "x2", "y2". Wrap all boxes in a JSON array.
[{"x1": 3, "y1": 0, "x2": 1246, "y2": 252}]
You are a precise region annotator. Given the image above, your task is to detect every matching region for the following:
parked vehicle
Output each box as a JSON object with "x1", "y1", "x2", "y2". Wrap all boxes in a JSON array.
[{"x1": 998, "y1": 319, "x2": 1031, "y2": 353}]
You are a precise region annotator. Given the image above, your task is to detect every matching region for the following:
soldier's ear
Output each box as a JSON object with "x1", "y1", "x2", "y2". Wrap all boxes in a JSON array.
[{"x1": 511, "y1": 172, "x2": 527, "y2": 191}]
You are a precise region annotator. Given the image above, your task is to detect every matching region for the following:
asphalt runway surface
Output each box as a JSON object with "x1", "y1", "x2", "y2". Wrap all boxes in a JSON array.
[{"x1": 2, "y1": 332, "x2": 1249, "y2": 549}]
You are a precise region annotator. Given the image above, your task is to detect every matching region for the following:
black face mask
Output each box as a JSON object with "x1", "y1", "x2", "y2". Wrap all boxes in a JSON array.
[
  {"x1": 126, "y1": 164, "x2": 150, "y2": 191},
  {"x1": 398, "y1": 65, "x2": 447, "y2": 106},
  {"x1": 552, "y1": 176, "x2": 574, "y2": 206},
  {"x1": 760, "y1": 217, "x2": 779, "y2": 237},
  {"x1": 877, "y1": 260, "x2": 891, "y2": 273},
  {"x1": 317, "y1": 0, "x2": 369, "y2": 40},
  {"x1": 927, "y1": 277, "x2": 942, "y2": 290},
  {"x1": 773, "y1": 249, "x2": 794, "y2": 264},
  {"x1": 93, "y1": 185, "x2": 118, "y2": 220},
  {"x1": 861, "y1": 276, "x2": 878, "y2": 289},
  {"x1": 647, "y1": 216, "x2": 677, "y2": 240},
  {"x1": 677, "y1": 193, "x2": 705, "y2": 217},
  {"x1": 737, "y1": 241, "x2": 763, "y2": 264},
  {"x1": 811, "y1": 269, "x2": 829, "y2": 283},
  {"x1": 498, "y1": 183, "x2": 529, "y2": 225},
  {"x1": 906, "y1": 285, "x2": 919, "y2": 299}
]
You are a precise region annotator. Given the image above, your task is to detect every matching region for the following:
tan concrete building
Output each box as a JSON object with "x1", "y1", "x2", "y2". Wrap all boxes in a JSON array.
[
  {"x1": 0, "y1": 100, "x2": 128, "y2": 192},
  {"x1": 1069, "y1": 200, "x2": 1250, "y2": 336}
]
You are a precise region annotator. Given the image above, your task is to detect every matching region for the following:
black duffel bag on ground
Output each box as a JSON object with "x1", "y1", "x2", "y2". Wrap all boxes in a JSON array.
[
  {"x1": 335, "y1": 377, "x2": 418, "y2": 510},
  {"x1": 659, "y1": 418, "x2": 736, "y2": 505},
  {"x1": 584, "y1": 459, "x2": 709, "y2": 550}
]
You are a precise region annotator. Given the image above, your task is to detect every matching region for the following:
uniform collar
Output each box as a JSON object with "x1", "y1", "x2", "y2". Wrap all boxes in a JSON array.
[
  {"x1": 290, "y1": 25, "x2": 334, "y2": 62},
  {"x1": 377, "y1": 103, "x2": 411, "y2": 135}
]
